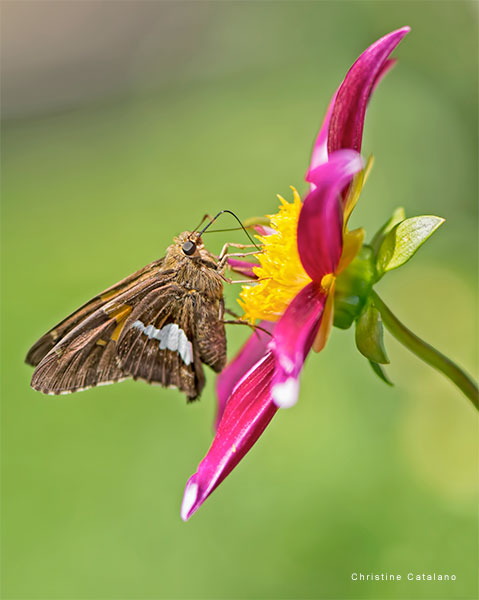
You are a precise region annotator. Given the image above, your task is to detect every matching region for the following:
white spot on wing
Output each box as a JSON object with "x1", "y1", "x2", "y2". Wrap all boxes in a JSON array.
[
  {"x1": 132, "y1": 320, "x2": 144, "y2": 332},
  {"x1": 181, "y1": 341, "x2": 193, "y2": 366},
  {"x1": 167, "y1": 323, "x2": 180, "y2": 352},
  {"x1": 131, "y1": 320, "x2": 193, "y2": 366},
  {"x1": 144, "y1": 324, "x2": 156, "y2": 339}
]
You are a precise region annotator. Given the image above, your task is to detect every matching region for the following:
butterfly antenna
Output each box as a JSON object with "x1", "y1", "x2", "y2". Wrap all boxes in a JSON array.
[
  {"x1": 201, "y1": 227, "x2": 244, "y2": 233},
  {"x1": 198, "y1": 210, "x2": 261, "y2": 251}
]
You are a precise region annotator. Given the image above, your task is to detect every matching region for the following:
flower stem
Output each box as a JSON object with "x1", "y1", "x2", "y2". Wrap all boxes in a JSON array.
[{"x1": 371, "y1": 291, "x2": 478, "y2": 409}]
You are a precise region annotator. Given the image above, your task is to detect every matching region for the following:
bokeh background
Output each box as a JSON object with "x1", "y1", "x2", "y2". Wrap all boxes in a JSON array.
[{"x1": 1, "y1": 1, "x2": 478, "y2": 599}]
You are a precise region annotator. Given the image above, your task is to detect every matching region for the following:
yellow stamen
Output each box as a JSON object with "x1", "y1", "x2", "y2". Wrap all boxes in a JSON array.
[
  {"x1": 239, "y1": 159, "x2": 373, "y2": 326},
  {"x1": 239, "y1": 187, "x2": 312, "y2": 323}
]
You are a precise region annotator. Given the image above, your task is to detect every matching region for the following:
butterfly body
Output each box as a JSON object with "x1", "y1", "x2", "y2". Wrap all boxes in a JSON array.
[{"x1": 26, "y1": 232, "x2": 226, "y2": 400}]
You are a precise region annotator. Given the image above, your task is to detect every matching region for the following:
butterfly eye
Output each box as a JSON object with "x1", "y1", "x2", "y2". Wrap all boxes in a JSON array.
[{"x1": 182, "y1": 241, "x2": 197, "y2": 256}]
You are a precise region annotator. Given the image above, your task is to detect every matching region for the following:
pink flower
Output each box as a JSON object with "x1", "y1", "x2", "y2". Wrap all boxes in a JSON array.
[{"x1": 181, "y1": 27, "x2": 410, "y2": 521}]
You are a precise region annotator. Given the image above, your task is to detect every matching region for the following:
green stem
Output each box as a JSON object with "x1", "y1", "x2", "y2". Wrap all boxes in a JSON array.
[{"x1": 372, "y1": 291, "x2": 478, "y2": 410}]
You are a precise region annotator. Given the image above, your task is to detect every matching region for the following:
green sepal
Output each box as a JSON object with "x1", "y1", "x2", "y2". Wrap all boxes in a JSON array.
[
  {"x1": 370, "y1": 207, "x2": 406, "y2": 255},
  {"x1": 355, "y1": 300, "x2": 390, "y2": 364},
  {"x1": 369, "y1": 361, "x2": 394, "y2": 386},
  {"x1": 376, "y1": 215, "x2": 445, "y2": 277},
  {"x1": 333, "y1": 245, "x2": 376, "y2": 330}
]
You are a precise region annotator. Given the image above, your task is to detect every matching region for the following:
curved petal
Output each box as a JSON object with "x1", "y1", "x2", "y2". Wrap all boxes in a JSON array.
[
  {"x1": 307, "y1": 52, "x2": 399, "y2": 193},
  {"x1": 269, "y1": 282, "x2": 328, "y2": 408},
  {"x1": 301, "y1": 150, "x2": 363, "y2": 281},
  {"x1": 327, "y1": 27, "x2": 410, "y2": 157},
  {"x1": 181, "y1": 352, "x2": 277, "y2": 521},
  {"x1": 215, "y1": 320, "x2": 276, "y2": 428},
  {"x1": 307, "y1": 89, "x2": 338, "y2": 189}
]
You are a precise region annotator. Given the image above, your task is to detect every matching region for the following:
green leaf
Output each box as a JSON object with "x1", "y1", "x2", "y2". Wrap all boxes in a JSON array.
[
  {"x1": 370, "y1": 207, "x2": 406, "y2": 255},
  {"x1": 355, "y1": 301, "x2": 390, "y2": 364},
  {"x1": 369, "y1": 361, "x2": 394, "y2": 386},
  {"x1": 376, "y1": 215, "x2": 445, "y2": 276}
]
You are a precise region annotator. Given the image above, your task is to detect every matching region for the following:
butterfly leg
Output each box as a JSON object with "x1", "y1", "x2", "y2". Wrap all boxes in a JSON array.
[
  {"x1": 219, "y1": 297, "x2": 225, "y2": 320},
  {"x1": 226, "y1": 278, "x2": 265, "y2": 284},
  {"x1": 219, "y1": 272, "x2": 262, "y2": 285},
  {"x1": 225, "y1": 307, "x2": 242, "y2": 318},
  {"x1": 217, "y1": 242, "x2": 258, "y2": 262},
  {"x1": 221, "y1": 319, "x2": 273, "y2": 337},
  {"x1": 216, "y1": 250, "x2": 260, "y2": 273}
]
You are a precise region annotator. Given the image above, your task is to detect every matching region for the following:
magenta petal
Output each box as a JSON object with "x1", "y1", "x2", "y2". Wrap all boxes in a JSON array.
[
  {"x1": 328, "y1": 27, "x2": 410, "y2": 156},
  {"x1": 306, "y1": 89, "x2": 338, "y2": 189},
  {"x1": 181, "y1": 352, "x2": 277, "y2": 521},
  {"x1": 215, "y1": 320, "x2": 276, "y2": 428},
  {"x1": 307, "y1": 57, "x2": 395, "y2": 190},
  {"x1": 253, "y1": 224, "x2": 275, "y2": 236},
  {"x1": 269, "y1": 282, "x2": 327, "y2": 408},
  {"x1": 301, "y1": 150, "x2": 363, "y2": 281},
  {"x1": 227, "y1": 257, "x2": 258, "y2": 279}
]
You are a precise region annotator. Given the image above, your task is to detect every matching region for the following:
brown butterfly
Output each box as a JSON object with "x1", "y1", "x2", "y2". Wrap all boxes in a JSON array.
[{"x1": 25, "y1": 230, "x2": 229, "y2": 401}]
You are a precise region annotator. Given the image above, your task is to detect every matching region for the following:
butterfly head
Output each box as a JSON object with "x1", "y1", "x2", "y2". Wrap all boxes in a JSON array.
[
  {"x1": 176, "y1": 231, "x2": 203, "y2": 257},
  {"x1": 181, "y1": 240, "x2": 197, "y2": 256},
  {"x1": 165, "y1": 231, "x2": 213, "y2": 265}
]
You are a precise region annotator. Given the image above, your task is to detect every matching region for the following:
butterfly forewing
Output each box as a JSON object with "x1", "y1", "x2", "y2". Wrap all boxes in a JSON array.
[
  {"x1": 31, "y1": 320, "x2": 127, "y2": 394},
  {"x1": 29, "y1": 270, "x2": 172, "y2": 394},
  {"x1": 26, "y1": 258, "x2": 164, "y2": 367}
]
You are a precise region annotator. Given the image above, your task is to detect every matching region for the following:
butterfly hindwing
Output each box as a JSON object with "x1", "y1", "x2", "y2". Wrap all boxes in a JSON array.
[
  {"x1": 117, "y1": 285, "x2": 207, "y2": 400},
  {"x1": 194, "y1": 294, "x2": 226, "y2": 373}
]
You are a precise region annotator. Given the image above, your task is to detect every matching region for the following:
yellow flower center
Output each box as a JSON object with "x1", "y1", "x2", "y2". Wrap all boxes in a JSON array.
[
  {"x1": 239, "y1": 187, "x2": 311, "y2": 323},
  {"x1": 239, "y1": 156, "x2": 373, "y2": 325}
]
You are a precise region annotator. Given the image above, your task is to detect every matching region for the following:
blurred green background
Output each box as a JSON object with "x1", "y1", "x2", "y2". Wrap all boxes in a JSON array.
[{"x1": 1, "y1": 1, "x2": 477, "y2": 599}]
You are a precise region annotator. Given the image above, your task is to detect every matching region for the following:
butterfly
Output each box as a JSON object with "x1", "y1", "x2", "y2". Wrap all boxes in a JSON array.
[{"x1": 25, "y1": 231, "x2": 228, "y2": 401}]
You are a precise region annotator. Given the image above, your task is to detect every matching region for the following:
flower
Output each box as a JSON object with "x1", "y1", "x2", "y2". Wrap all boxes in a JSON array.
[
  {"x1": 241, "y1": 151, "x2": 367, "y2": 409},
  {"x1": 181, "y1": 27, "x2": 410, "y2": 521}
]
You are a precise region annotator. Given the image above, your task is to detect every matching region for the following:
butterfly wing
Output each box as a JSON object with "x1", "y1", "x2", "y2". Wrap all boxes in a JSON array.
[
  {"x1": 195, "y1": 294, "x2": 227, "y2": 374},
  {"x1": 29, "y1": 268, "x2": 176, "y2": 395},
  {"x1": 25, "y1": 258, "x2": 164, "y2": 367},
  {"x1": 117, "y1": 285, "x2": 207, "y2": 400},
  {"x1": 116, "y1": 284, "x2": 226, "y2": 400},
  {"x1": 28, "y1": 255, "x2": 227, "y2": 400},
  {"x1": 30, "y1": 313, "x2": 129, "y2": 394}
]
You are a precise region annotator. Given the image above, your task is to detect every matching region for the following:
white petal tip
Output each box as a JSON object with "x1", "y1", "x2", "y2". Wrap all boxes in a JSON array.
[
  {"x1": 272, "y1": 378, "x2": 299, "y2": 409},
  {"x1": 180, "y1": 481, "x2": 198, "y2": 522},
  {"x1": 343, "y1": 151, "x2": 365, "y2": 175}
]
